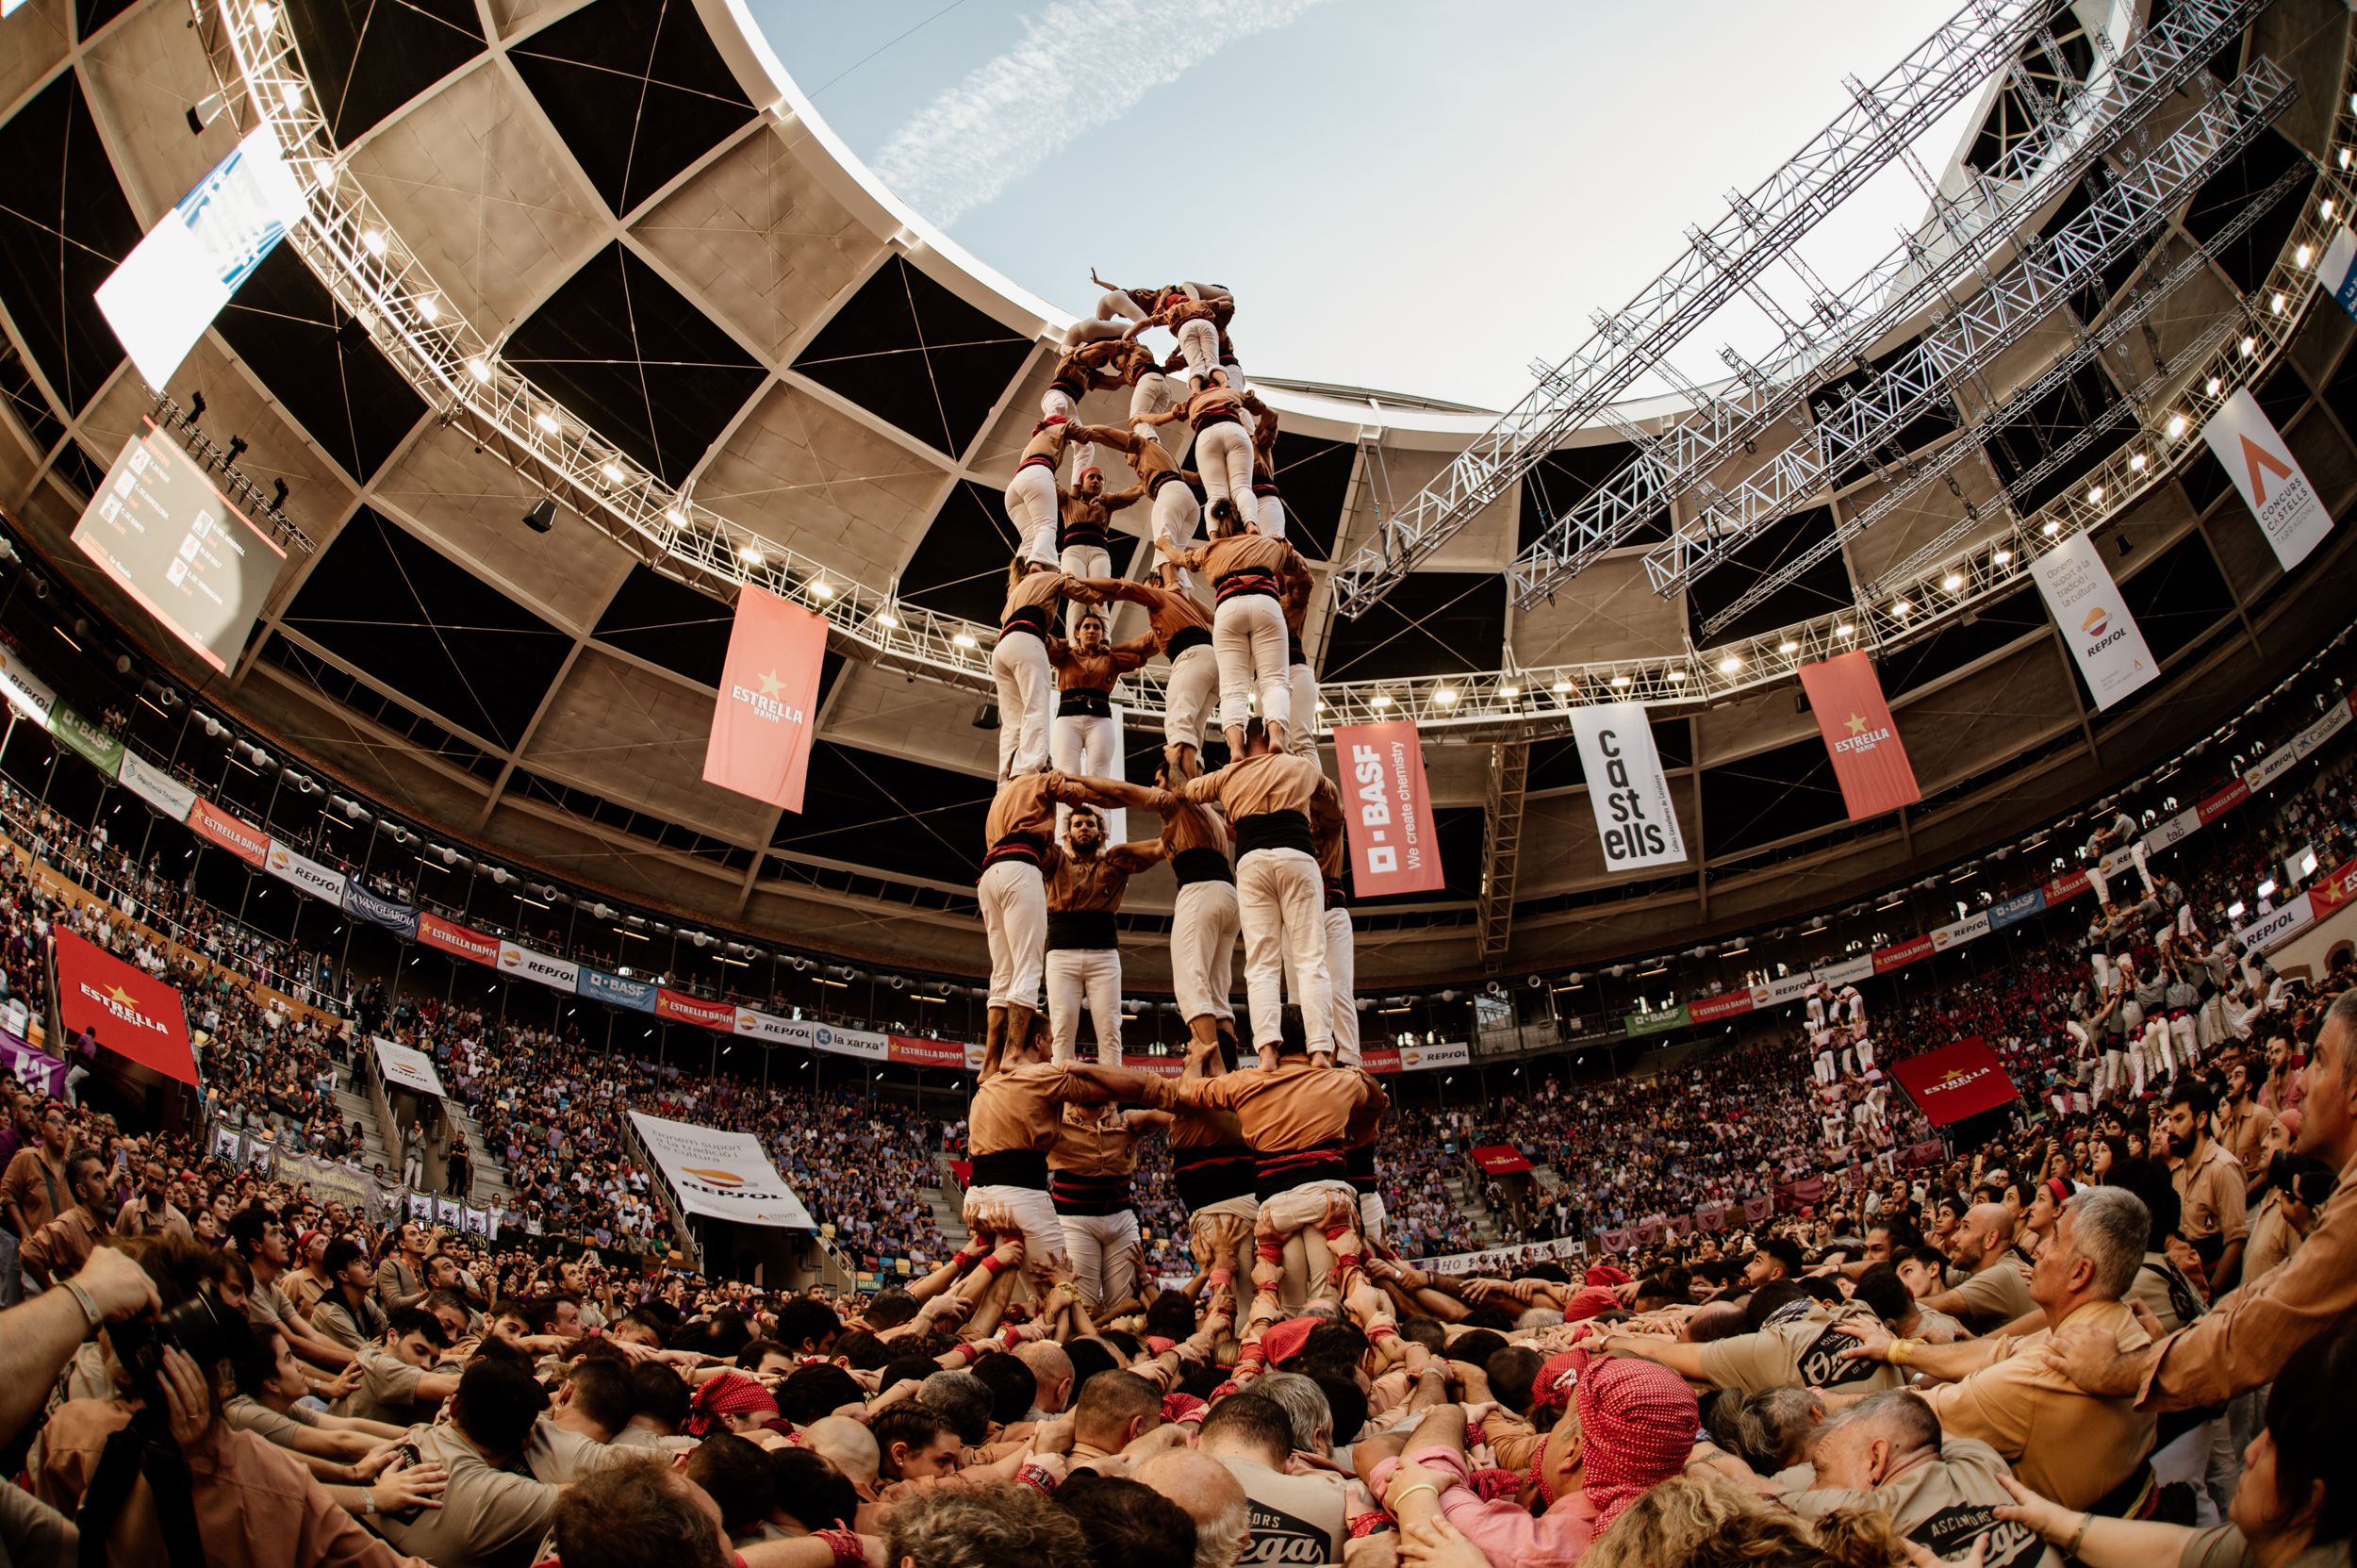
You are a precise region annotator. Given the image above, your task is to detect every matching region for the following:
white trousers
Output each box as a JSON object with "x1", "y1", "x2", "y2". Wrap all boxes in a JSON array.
[
  {"x1": 1359, "y1": 1192, "x2": 1387, "y2": 1249},
  {"x1": 1007, "y1": 465, "x2": 1058, "y2": 554},
  {"x1": 2170, "y1": 1012, "x2": 2199, "y2": 1067},
  {"x1": 1814, "y1": 1051, "x2": 1837, "y2": 1086},
  {"x1": 1189, "y1": 1197, "x2": 1258, "y2": 1281},
  {"x1": 1212, "y1": 594, "x2": 1289, "y2": 734},
  {"x1": 1051, "y1": 713, "x2": 1119, "y2": 838},
  {"x1": 1258, "y1": 488, "x2": 1286, "y2": 539},
  {"x1": 1130, "y1": 371, "x2": 1179, "y2": 424},
  {"x1": 1195, "y1": 422, "x2": 1255, "y2": 524},
  {"x1": 1176, "y1": 319, "x2": 1219, "y2": 381},
  {"x1": 1163, "y1": 643, "x2": 1218, "y2": 751},
  {"x1": 1059, "y1": 1209, "x2": 1141, "y2": 1310},
  {"x1": 1287, "y1": 664, "x2": 1319, "y2": 758},
  {"x1": 992, "y1": 633, "x2": 1054, "y2": 778},
  {"x1": 1046, "y1": 948, "x2": 1124, "y2": 1066},
  {"x1": 963, "y1": 1183, "x2": 1066, "y2": 1295},
  {"x1": 979, "y1": 860, "x2": 1047, "y2": 1011},
  {"x1": 1171, "y1": 879, "x2": 1241, "y2": 1023},
  {"x1": 1151, "y1": 481, "x2": 1203, "y2": 595},
  {"x1": 1058, "y1": 544, "x2": 1110, "y2": 633},
  {"x1": 1040, "y1": 389, "x2": 1092, "y2": 475},
  {"x1": 1288, "y1": 904, "x2": 1357, "y2": 1065},
  {"x1": 2087, "y1": 842, "x2": 2153, "y2": 906},
  {"x1": 1239, "y1": 848, "x2": 1331, "y2": 1052}
]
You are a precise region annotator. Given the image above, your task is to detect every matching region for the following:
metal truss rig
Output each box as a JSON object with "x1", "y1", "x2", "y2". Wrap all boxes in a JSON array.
[
  {"x1": 1645, "y1": 58, "x2": 2294, "y2": 603},
  {"x1": 1325, "y1": 0, "x2": 2051, "y2": 619},
  {"x1": 1696, "y1": 159, "x2": 2309, "y2": 640},
  {"x1": 1508, "y1": 0, "x2": 2267, "y2": 608},
  {"x1": 194, "y1": 0, "x2": 2357, "y2": 743}
]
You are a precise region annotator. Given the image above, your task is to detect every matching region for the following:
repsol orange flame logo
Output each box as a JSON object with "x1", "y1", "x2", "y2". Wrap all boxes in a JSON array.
[{"x1": 682, "y1": 1167, "x2": 746, "y2": 1187}]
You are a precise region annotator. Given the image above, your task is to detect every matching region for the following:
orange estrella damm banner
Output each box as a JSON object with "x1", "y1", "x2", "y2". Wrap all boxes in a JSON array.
[
  {"x1": 702, "y1": 585, "x2": 827, "y2": 815},
  {"x1": 1799, "y1": 651, "x2": 1921, "y2": 821}
]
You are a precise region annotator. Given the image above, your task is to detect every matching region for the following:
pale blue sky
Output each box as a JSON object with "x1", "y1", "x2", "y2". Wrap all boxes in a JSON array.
[{"x1": 753, "y1": 0, "x2": 1982, "y2": 408}]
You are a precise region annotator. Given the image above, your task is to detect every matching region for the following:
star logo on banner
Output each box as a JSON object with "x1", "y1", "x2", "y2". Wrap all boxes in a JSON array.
[
  {"x1": 1845, "y1": 713, "x2": 1869, "y2": 736},
  {"x1": 106, "y1": 984, "x2": 140, "y2": 1009},
  {"x1": 756, "y1": 670, "x2": 784, "y2": 697}
]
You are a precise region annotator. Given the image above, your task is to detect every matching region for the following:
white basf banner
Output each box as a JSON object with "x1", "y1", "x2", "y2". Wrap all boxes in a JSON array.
[
  {"x1": 629, "y1": 1110, "x2": 815, "y2": 1229},
  {"x1": 116, "y1": 751, "x2": 196, "y2": 820},
  {"x1": 2202, "y1": 388, "x2": 2334, "y2": 571},
  {"x1": 496, "y1": 940, "x2": 579, "y2": 993},
  {"x1": 2029, "y1": 531, "x2": 2157, "y2": 711},
  {"x1": 373, "y1": 1036, "x2": 446, "y2": 1098},
  {"x1": 263, "y1": 837, "x2": 348, "y2": 904},
  {"x1": 1568, "y1": 702, "x2": 1687, "y2": 870}
]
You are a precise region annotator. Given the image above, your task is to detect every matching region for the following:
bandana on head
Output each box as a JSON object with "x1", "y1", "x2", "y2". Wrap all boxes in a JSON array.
[
  {"x1": 683, "y1": 1371, "x2": 778, "y2": 1436},
  {"x1": 1575, "y1": 1358, "x2": 1698, "y2": 1534},
  {"x1": 1564, "y1": 1287, "x2": 1622, "y2": 1323},
  {"x1": 1529, "y1": 1348, "x2": 1587, "y2": 1412},
  {"x1": 1260, "y1": 1316, "x2": 1318, "y2": 1368},
  {"x1": 1585, "y1": 1264, "x2": 1629, "y2": 1288}
]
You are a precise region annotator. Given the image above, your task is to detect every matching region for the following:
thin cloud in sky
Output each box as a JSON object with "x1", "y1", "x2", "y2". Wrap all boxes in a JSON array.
[{"x1": 872, "y1": 0, "x2": 1334, "y2": 225}]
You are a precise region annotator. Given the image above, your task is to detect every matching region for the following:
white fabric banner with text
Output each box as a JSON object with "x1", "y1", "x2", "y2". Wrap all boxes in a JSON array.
[
  {"x1": 2029, "y1": 531, "x2": 2158, "y2": 710},
  {"x1": 1568, "y1": 702, "x2": 1688, "y2": 871}
]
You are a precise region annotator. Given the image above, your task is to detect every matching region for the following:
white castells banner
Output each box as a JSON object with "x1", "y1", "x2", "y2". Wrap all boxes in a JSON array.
[
  {"x1": 372, "y1": 1036, "x2": 445, "y2": 1098},
  {"x1": 1568, "y1": 702, "x2": 1688, "y2": 870},
  {"x1": 263, "y1": 837, "x2": 348, "y2": 904},
  {"x1": 2202, "y1": 388, "x2": 2334, "y2": 572},
  {"x1": 496, "y1": 940, "x2": 580, "y2": 993},
  {"x1": 116, "y1": 751, "x2": 196, "y2": 820},
  {"x1": 629, "y1": 1110, "x2": 815, "y2": 1229},
  {"x1": 2029, "y1": 531, "x2": 2157, "y2": 711}
]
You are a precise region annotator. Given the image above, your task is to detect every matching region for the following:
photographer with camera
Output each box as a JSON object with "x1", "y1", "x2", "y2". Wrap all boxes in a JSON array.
[{"x1": 30, "y1": 1232, "x2": 437, "y2": 1568}]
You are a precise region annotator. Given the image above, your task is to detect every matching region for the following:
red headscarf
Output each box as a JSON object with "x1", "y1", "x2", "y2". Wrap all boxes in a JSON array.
[
  {"x1": 1574, "y1": 1358, "x2": 1698, "y2": 1533},
  {"x1": 1585, "y1": 1263, "x2": 1630, "y2": 1288},
  {"x1": 683, "y1": 1371, "x2": 778, "y2": 1437}
]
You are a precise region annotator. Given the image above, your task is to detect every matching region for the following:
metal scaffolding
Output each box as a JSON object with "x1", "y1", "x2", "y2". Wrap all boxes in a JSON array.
[
  {"x1": 1508, "y1": 0, "x2": 2270, "y2": 608},
  {"x1": 1641, "y1": 58, "x2": 2292, "y2": 603},
  {"x1": 1324, "y1": 0, "x2": 2051, "y2": 619},
  {"x1": 1476, "y1": 739, "x2": 1531, "y2": 968}
]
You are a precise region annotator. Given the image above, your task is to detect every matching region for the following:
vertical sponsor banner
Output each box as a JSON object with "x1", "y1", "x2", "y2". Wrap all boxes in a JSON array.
[
  {"x1": 94, "y1": 125, "x2": 307, "y2": 390},
  {"x1": 2202, "y1": 388, "x2": 2334, "y2": 571},
  {"x1": 1799, "y1": 652, "x2": 1920, "y2": 820},
  {"x1": 2029, "y1": 532, "x2": 2157, "y2": 710},
  {"x1": 702, "y1": 585, "x2": 827, "y2": 814},
  {"x1": 1333, "y1": 720, "x2": 1445, "y2": 898},
  {"x1": 1568, "y1": 702, "x2": 1687, "y2": 871},
  {"x1": 117, "y1": 752, "x2": 196, "y2": 821},
  {"x1": 2321, "y1": 225, "x2": 2357, "y2": 322}
]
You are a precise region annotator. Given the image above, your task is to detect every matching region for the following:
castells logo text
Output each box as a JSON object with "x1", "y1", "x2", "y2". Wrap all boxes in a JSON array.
[
  {"x1": 1832, "y1": 713, "x2": 1895, "y2": 756},
  {"x1": 728, "y1": 669, "x2": 806, "y2": 727}
]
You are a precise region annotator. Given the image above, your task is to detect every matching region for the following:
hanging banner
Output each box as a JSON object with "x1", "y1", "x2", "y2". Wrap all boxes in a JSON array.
[
  {"x1": 117, "y1": 752, "x2": 196, "y2": 821},
  {"x1": 888, "y1": 1034, "x2": 967, "y2": 1068},
  {"x1": 341, "y1": 882, "x2": 420, "y2": 939},
  {"x1": 1816, "y1": 954, "x2": 1875, "y2": 987},
  {"x1": 579, "y1": 966, "x2": 658, "y2": 1015},
  {"x1": 628, "y1": 1110, "x2": 815, "y2": 1228},
  {"x1": 1471, "y1": 1145, "x2": 1533, "y2": 1175},
  {"x1": 2234, "y1": 893, "x2": 2316, "y2": 955},
  {"x1": 53, "y1": 927, "x2": 197, "y2": 1085},
  {"x1": 2323, "y1": 224, "x2": 2357, "y2": 321},
  {"x1": 1332, "y1": 719, "x2": 1446, "y2": 898},
  {"x1": 1930, "y1": 912, "x2": 1991, "y2": 950},
  {"x1": 655, "y1": 988, "x2": 736, "y2": 1031},
  {"x1": 1799, "y1": 652, "x2": 1920, "y2": 819},
  {"x1": 1623, "y1": 1004, "x2": 1689, "y2": 1037},
  {"x1": 94, "y1": 124, "x2": 306, "y2": 390},
  {"x1": 2202, "y1": 388, "x2": 2334, "y2": 571},
  {"x1": 417, "y1": 913, "x2": 499, "y2": 966},
  {"x1": 2029, "y1": 531, "x2": 2158, "y2": 710},
  {"x1": 263, "y1": 837, "x2": 347, "y2": 904},
  {"x1": 51, "y1": 704, "x2": 124, "y2": 774},
  {"x1": 702, "y1": 585, "x2": 827, "y2": 815},
  {"x1": 1568, "y1": 702, "x2": 1688, "y2": 871},
  {"x1": 1750, "y1": 973, "x2": 1815, "y2": 1009},
  {"x1": 1890, "y1": 1037, "x2": 2019, "y2": 1126},
  {"x1": 1689, "y1": 990, "x2": 1756, "y2": 1024},
  {"x1": 496, "y1": 940, "x2": 579, "y2": 993},
  {"x1": 1872, "y1": 933, "x2": 1934, "y2": 973},
  {"x1": 0, "y1": 648, "x2": 57, "y2": 730},
  {"x1": 1, "y1": 1033, "x2": 66, "y2": 1098},
  {"x1": 372, "y1": 1036, "x2": 446, "y2": 1098},
  {"x1": 731, "y1": 1009, "x2": 888, "y2": 1059},
  {"x1": 188, "y1": 797, "x2": 269, "y2": 866}
]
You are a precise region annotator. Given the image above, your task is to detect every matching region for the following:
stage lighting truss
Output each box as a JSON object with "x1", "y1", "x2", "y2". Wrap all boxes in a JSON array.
[
  {"x1": 1644, "y1": 57, "x2": 2293, "y2": 609},
  {"x1": 1509, "y1": 0, "x2": 2271, "y2": 610},
  {"x1": 1327, "y1": 0, "x2": 2058, "y2": 619},
  {"x1": 193, "y1": 0, "x2": 2355, "y2": 742}
]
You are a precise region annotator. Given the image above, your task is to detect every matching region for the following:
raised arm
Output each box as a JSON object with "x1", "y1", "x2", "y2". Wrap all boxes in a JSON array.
[{"x1": 1062, "y1": 777, "x2": 1167, "y2": 815}]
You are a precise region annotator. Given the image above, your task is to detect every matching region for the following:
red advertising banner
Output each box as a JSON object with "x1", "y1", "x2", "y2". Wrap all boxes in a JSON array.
[
  {"x1": 1471, "y1": 1144, "x2": 1532, "y2": 1175},
  {"x1": 2197, "y1": 779, "x2": 2251, "y2": 824},
  {"x1": 703, "y1": 585, "x2": 827, "y2": 815},
  {"x1": 2042, "y1": 870, "x2": 2090, "y2": 904},
  {"x1": 188, "y1": 797, "x2": 268, "y2": 867},
  {"x1": 656, "y1": 989, "x2": 737, "y2": 1031},
  {"x1": 2306, "y1": 855, "x2": 2357, "y2": 917},
  {"x1": 1331, "y1": 720, "x2": 1445, "y2": 898},
  {"x1": 54, "y1": 927, "x2": 197, "y2": 1085},
  {"x1": 1889, "y1": 1036, "x2": 2019, "y2": 1126},
  {"x1": 417, "y1": 913, "x2": 499, "y2": 966},
  {"x1": 1872, "y1": 934, "x2": 1933, "y2": 974},
  {"x1": 891, "y1": 1035, "x2": 969, "y2": 1068},
  {"x1": 1689, "y1": 990, "x2": 1756, "y2": 1023},
  {"x1": 1798, "y1": 652, "x2": 1920, "y2": 820}
]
